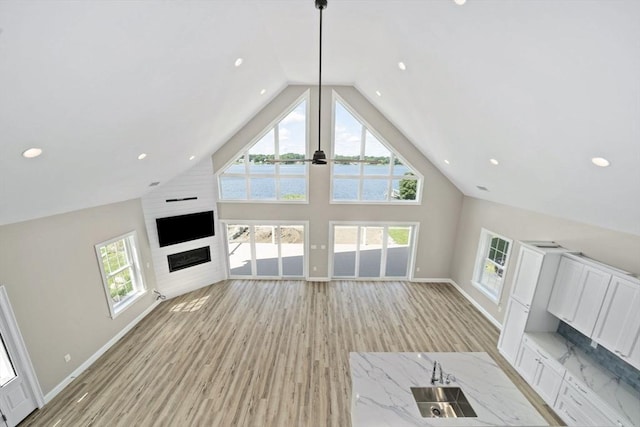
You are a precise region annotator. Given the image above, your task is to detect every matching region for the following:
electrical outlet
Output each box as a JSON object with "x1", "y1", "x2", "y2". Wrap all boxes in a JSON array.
[
  {"x1": 320, "y1": 245, "x2": 326, "y2": 250},
  {"x1": 498, "y1": 304, "x2": 502, "y2": 312},
  {"x1": 64, "y1": 354, "x2": 71, "y2": 363},
  {"x1": 416, "y1": 267, "x2": 420, "y2": 272},
  {"x1": 590, "y1": 339, "x2": 598, "y2": 349},
  {"x1": 313, "y1": 266, "x2": 317, "y2": 271},
  {"x1": 311, "y1": 244, "x2": 317, "y2": 250}
]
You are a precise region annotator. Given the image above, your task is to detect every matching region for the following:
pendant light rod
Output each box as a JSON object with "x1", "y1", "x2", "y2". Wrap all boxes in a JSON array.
[{"x1": 313, "y1": 0, "x2": 327, "y2": 164}]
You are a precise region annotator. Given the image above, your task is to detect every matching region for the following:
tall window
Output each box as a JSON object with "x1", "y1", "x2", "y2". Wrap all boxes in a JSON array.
[
  {"x1": 472, "y1": 229, "x2": 512, "y2": 302},
  {"x1": 95, "y1": 232, "x2": 146, "y2": 318},
  {"x1": 332, "y1": 99, "x2": 421, "y2": 203},
  {"x1": 218, "y1": 98, "x2": 308, "y2": 202}
]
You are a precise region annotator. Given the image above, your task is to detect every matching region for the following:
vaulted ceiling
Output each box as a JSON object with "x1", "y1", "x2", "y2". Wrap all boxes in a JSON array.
[{"x1": 1, "y1": 1, "x2": 638, "y2": 235}]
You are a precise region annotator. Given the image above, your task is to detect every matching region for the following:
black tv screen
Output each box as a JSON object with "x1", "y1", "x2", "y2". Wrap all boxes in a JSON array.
[{"x1": 156, "y1": 211, "x2": 215, "y2": 247}]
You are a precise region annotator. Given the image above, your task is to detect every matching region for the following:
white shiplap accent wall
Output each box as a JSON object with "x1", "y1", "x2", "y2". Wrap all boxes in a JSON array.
[{"x1": 141, "y1": 159, "x2": 226, "y2": 299}]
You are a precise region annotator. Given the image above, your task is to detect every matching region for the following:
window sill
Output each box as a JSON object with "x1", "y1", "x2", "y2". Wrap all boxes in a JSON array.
[
  {"x1": 470, "y1": 280, "x2": 500, "y2": 304},
  {"x1": 111, "y1": 290, "x2": 147, "y2": 319}
]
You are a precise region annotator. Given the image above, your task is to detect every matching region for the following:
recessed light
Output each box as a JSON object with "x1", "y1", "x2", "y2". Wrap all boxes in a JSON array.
[
  {"x1": 454, "y1": 0, "x2": 466, "y2": 5},
  {"x1": 444, "y1": 159, "x2": 450, "y2": 165},
  {"x1": 137, "y1": 153, "x2": 147, "y2": 160},
  {"x1": 189, "y1": 155, "x2": 196, "y2": 161},
  {"x1": 591, "y1": 157, "x2": 610, "y2": 167},
  {"x1": 260, "y1": 88, "x2": 267, "y2": 95},
  {"x1": 22, "y1": 147, "x2": 43, "y2": 158},
  {"x1": 234, "y1": 57, "x2": 243, "y2": 67},
  {"x1": 398, "y1": 61, "x2": 407, "y2": 71},
  {"x1": 489, "y1": 158, "x2": 499, "y2": 165},
  {"x1": 375, "y1": 90, "x2": 382, "y2": 97}
]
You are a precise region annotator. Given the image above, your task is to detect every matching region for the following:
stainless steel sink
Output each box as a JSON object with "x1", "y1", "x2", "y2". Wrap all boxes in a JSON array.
[{"x1": 410, "y1": 387, "x2": 477, "y2": 418}]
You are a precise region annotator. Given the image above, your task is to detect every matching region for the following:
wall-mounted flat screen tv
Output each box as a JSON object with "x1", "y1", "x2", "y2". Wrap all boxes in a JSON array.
[{"x1": 156, "y1": 210, "x2": 215, "y2": 247}]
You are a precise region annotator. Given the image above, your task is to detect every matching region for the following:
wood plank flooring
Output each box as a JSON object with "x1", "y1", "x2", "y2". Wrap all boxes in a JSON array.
[{"x1": 20, "y1": 280, "x2": 563, "y2": 426}]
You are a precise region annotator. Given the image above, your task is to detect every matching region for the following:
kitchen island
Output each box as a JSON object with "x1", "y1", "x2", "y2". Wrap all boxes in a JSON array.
[{"x1": 350, "y1": 352, "x2": 548, "y2": 427}]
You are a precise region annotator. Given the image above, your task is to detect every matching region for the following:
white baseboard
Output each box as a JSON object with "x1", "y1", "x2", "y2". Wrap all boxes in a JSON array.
[
  {"x1": 44, "y1": 300, "x2": 161, "y2": 403},
  {"x1": 412, "y1": 278, "x2": 502, "y2": 330}
]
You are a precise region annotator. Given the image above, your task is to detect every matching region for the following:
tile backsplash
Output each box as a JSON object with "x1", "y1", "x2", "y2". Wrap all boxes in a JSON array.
[{"x1": 557, "y1": 322, "x2": 640, "y2": 393}]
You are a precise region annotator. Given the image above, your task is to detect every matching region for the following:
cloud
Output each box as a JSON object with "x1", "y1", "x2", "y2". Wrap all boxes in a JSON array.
[{"x1": 281, "y1": 111, "x2": 305, "y2": 125}]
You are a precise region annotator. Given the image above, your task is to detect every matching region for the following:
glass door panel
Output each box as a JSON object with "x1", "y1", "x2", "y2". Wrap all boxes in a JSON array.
[
  {"x1": 333, "y1": 226, "x2": 358, "y2": 277},
  {"x1": 359, "y1": 226, "x2": 383, "y2": 277},
  {"x1": 281, "y1": 226, "x2": 304, "y2": 276},
  {"x1": 385, "y1": 226, "x2": 411, "y2": 277},
  {"x1": 227, "y1": 225, "x2": 252, "y2": 276},
  {"x1": 255, "y1": 226, "x2": 279, "y2": 276},
  {"x1": 0, "y1": 335, "x2": 16, "y2": 387}
]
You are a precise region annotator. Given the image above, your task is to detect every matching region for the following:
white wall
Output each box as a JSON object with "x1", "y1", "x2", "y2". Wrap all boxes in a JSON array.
[
  {"x1": 141, "y1": 158, "x2": 226, "y2": 298},
  {"x1": 213, "y1": 85, "x2": 464, "y2": 280},
  {"x1": 0, "y1": 199, "x2": 157, "y2": 395},
  {"x1": 450, "y1": 197, "x2": 640, "y2": 324}
]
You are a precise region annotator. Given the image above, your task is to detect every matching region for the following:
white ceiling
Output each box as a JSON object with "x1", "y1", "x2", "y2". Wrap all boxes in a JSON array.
[{"x1": 1, "y1": 0, "x2": 639, "y2": 235}]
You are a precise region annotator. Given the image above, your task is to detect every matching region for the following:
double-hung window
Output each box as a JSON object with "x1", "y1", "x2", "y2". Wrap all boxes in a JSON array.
[
  {"x1": 472, "y1": 228, "x2": 512, "y2": 302},
  {"x1": 95, "y1": 231, "x2": 146, "y2": 318}
]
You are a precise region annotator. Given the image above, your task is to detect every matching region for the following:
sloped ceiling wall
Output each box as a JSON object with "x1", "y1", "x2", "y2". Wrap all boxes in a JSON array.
[{"x1": 1, "y1": 1, "x2": 638, "y2": 235}]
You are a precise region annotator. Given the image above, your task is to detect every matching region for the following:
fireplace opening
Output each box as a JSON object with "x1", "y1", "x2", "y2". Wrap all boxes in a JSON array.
[{"x1": 168, "y1": 246, "x2": 211, "y2": 272}]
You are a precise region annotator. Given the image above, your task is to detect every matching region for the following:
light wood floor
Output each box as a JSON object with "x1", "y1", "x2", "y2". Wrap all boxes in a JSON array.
[{"x1": 21, "y1": 280, "x2": 563, "y2": 426}]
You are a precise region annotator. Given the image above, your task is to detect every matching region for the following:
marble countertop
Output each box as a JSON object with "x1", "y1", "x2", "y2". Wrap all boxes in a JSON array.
[
  {"x1": 350, "y1": 352, "x2": 548, "y2": 427},
  {"x1": 526, "y1": 332, "x2": 640, "y2": 427}
]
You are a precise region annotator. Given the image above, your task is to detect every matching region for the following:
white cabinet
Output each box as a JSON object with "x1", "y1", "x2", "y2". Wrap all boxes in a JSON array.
[
  {"x1": 498, "y1": 242, "x2": 569, "y2": 364},
  {"x1": 498, "y1": 298, "x2": 529, "y2": 364},
  {"x1": 510, "y1": 246, "x2": 543, "y2": 306},
  {"x1": 547, "y1": 257, "x2": 611, "y2": 337},
  {"x1": 515, "y1": 335, "x2": 564, "y2": 407},
  {"x1": 592, "y1": 275, "x2": 640, "y2": 370},
  {"x1": 553, "y1": 374, "x2": 630, "y2": 427}
]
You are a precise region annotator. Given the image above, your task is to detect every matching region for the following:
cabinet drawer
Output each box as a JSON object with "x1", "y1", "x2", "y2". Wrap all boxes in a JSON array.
[{"x1": 556, "y1": 381, "x2": 615, "y2": 426}]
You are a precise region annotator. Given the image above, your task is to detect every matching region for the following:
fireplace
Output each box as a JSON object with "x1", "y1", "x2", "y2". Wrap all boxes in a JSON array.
[{"x1": 167, "y1": 246, "x2": 211, "y2": 272}]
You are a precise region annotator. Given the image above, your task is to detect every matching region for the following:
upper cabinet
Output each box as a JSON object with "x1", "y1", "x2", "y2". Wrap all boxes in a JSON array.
[
  {"x1": 547, "y1": 253, "x2": 640, "y2": 371},
  {"x1": 510, "y1": 246, "x2": 544, "y2": 306},
  {"x1": 547, "y1": 257, "x2": 611, "y2": 337},
  {"x1": 592, "y1": 276, "x2": 640, "y2": 370}
]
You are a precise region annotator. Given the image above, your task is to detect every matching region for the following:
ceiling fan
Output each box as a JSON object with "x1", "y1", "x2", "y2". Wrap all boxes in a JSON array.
[{"x1": 266, "y1": 0, "x2": 384, "y2": 166}]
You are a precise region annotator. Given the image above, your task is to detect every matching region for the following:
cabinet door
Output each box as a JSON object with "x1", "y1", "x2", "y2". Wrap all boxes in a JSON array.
[
  {"x1": 532, "y1": 356, "x2": 563, "y2": 407},
  {"x1": 510, "y1": 247, "x2": 543, "y2": 306},
  {"x1": 514, "y1": 338, "x2": 538, "y2": 383},
  {"x1": 548, "y1": 257, "x2": 610, "y2": 337},
  {"x1": 548, "y1": 257, "x2": 584, "y2": 320},
  {"x1": 571, "y1": 266, "x2": 611, "y2": 336},
  {"x1": 593, "y1": 276, "x2": 640, "y2": 370},
  {"x1": 498, "y1": 298, "x2": 529, "y2": 364}
]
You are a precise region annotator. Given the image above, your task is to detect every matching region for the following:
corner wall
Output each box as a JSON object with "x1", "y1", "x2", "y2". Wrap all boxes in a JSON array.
[
  {"x1": 0, "y1": 199, "x2": 157, "y2": 396},
  {"x1": 141, "y1": 158, "x2": 226, "y2": 298},
  {"x1": 450, "y1": 196, "x2": 640, "y2": 325}
]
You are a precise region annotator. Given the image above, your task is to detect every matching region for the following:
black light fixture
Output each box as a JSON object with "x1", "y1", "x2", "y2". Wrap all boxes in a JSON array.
[{"x1": 312, "y1": 0, "x2": 328, "y2": 165}]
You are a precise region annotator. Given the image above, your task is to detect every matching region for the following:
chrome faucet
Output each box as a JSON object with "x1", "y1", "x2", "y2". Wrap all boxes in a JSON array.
[{"x1": 431, "y1": 361, "x2": 442, "y2": 385}]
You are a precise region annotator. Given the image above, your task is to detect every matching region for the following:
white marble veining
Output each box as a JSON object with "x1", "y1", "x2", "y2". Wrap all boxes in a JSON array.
[
  {"x1": 526, "y1": 332, "x2": 640, "y2": 427},
  {"x1": 350, "y1": 352, "x2": 548, "y2": 427}
]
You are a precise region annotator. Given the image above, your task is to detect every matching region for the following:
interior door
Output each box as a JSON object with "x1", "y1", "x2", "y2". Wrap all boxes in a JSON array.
[
  {"x1": 0, "y1": 326, "x2": 38, "y2": 426},
  {"x1": 0, "y1": 287, "x2": 41, "y2": 427}
]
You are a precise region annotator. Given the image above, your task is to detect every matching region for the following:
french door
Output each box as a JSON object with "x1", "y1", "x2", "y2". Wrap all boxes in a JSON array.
[
  {"x1": 225, "y1": 222, "x2": 307, "y2": 278},
  {"x1": 0, "y1": 287, "x2": 42, "y2": 426},
  {"x1": 331, "y1": 223, "x2": 417, "y2": 279}
]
